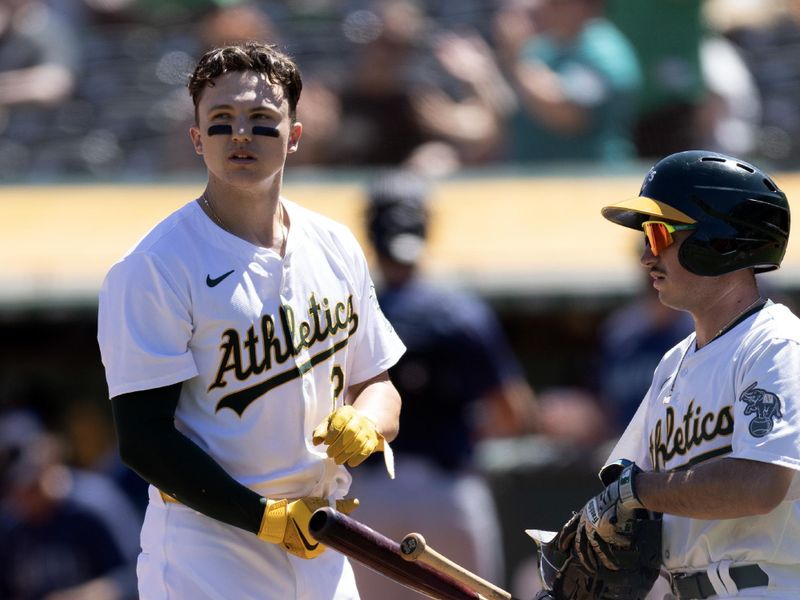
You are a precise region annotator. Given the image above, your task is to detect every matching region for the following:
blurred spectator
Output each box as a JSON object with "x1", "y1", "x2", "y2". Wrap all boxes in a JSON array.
[
  {"x1": 347, "y1": 170, "x2": 541, "y2": 598},
  {"x1": 5, "y1": 0, "x2": 800, "y2": 177},
  {"x1": 323, "y1": 0, "x2": 500, "y2": 174},
  {"x1": 0, "y1": 0, "x2": 78, "y2": 107},
  {"x1": 325, "y1": 0, "x2": 436, "y2": 166},
  {"x1": 0, "y1": 410, "x2": 140, "y2": 600},
  {"x1": 697, "y1": 32, "x2": 762, "y2": 157},
  {"x1": 409, "y1": 28, "x2": 516, "y2": 169},
  {"x1": 0, "y1": 0, "x2": 80, "y2": 178},
  {"x1": 705, "y1": 0, "x2": 800, "y2": 166},
  {"x1": 101, "y1": 0, "x2": 217, "y2": 25},
  {"x1": 606, "y1": 0, "x2": 709, "y2": 157},
  {"x1": 318, "y1": 1, "x2": 426, "y2": 165},
  {"x1": 195, "y1": 3, "x2": 278, "y2": 47},
  {"x1": 492, "y1": 0, "x2": 642, "y2": 163},
  {"x1": 288, "y1": 76, "x2": 343, "y2": 167}
]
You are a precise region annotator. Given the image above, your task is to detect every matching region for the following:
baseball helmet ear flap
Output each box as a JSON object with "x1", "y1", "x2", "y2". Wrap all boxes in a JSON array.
[{"x1": 676, "y1": 187, "x2": 790, "y2": 276}]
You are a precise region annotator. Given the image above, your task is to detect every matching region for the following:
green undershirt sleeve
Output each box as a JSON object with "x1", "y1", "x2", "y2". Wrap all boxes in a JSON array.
[{"x1": 111, "y1": 383, "x2": 265, "y2": 535}]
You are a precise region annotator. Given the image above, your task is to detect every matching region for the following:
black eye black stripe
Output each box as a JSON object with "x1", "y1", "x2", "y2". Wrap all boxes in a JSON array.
[
  {"x1": 252, "y1": 126, "x2": 279, "y2": 137},
  {"x1": 207, "y1": 124, "x2": 232, "y2": 136}
]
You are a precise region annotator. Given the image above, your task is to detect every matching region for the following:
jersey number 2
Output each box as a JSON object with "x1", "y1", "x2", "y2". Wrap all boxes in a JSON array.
[{"x1": 330, "y1": 365, "x2": 344, "y2": 411}]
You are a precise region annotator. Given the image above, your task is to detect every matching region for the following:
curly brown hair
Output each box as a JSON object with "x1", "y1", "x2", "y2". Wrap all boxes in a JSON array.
[{"x1": 188, "y1": 42, "x2": 303, "y2": 123}]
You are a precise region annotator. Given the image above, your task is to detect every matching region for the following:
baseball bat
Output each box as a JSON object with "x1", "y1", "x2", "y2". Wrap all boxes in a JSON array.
[
  {"x1": 400, "y1": 533, "x2": 514, "y2": 600},
  {"x1": 308, "y1": 507, "x2": 482, "y2": 600}
]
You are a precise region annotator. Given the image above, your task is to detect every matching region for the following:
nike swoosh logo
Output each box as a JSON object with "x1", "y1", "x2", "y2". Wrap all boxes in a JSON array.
[
  {"x1": 206, "y1": 270, "x2": 235, "y2": 287},
  {"x1": 296, "y1": 525, "x2": 319, "y2": 551}
]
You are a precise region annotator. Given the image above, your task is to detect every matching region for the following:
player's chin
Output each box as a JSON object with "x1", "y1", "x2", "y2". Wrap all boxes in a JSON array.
[
  {"x1": 653, "y1": 280, "x2": 670, "y2": 300},
  {"x1": 656, "y1": 288, "x2": 683, "y2": 311},
  {"x1": 223, "y1": 168, "x2": 269, "y2": 185}
]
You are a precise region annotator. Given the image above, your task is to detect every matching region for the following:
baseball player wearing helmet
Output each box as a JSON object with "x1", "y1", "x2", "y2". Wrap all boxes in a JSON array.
[
  {"x1": 563, "y1": 150, "x2": 800, "y2": 599},
  {"x1": 97, "y1": 42, "x2": 405, "y2": 599}
]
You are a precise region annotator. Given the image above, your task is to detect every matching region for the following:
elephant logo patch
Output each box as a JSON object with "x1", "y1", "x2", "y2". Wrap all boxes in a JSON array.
[{"x1": 739, "y1": 381, "x2": 783, "y2": 438}]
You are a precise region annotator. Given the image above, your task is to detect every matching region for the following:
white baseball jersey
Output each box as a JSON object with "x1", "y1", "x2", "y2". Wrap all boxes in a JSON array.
[
  {"x1": 97, "y1": 198, "x2": 405, "y2": 598},
  {"x1": 99, "y1": 198, "x2": 405, "y2": 499},
  {"x1": 607, "y1": 302, "x2": 800, "y2": 594}
]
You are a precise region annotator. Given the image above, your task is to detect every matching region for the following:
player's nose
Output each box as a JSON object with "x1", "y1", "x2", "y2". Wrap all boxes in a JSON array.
[
  {"x1": 231, "y1": 119, "x2": 251, "y2": 141},
  {"x1": 640, "y1": 245, "x2": 657, "y2": 268}
]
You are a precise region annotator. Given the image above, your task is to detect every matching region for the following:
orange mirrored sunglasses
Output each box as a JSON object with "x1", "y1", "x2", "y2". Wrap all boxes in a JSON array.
[{"x1": 642, "y1": 220, "x2": 697, "y2": 256}]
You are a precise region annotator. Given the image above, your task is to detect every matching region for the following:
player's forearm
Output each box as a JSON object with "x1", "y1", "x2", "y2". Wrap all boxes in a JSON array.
[
  {"x1": 347, "y1": 371, "x2": 401, "y2": 442},
  {"x1": 636, "y1": 458, "x2": 793, "y2": 519},
  {"x1": 112, "y1": 384, "x2": 265, "y2": 534}
]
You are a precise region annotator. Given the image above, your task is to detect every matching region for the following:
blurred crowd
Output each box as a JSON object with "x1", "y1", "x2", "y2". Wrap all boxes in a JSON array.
[
  {"x1": 0, "y1": 407, "x2": 144, "y2": 600},
  {"x1": 4, "y1": 0, "x2": 800, "y2": 181},
  {"x1": 5, "y1": 0, "x2": 800, "y2": 597}
]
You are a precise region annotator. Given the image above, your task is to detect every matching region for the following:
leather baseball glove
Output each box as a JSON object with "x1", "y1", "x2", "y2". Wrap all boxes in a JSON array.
[
  {"x1": 530, "y1": 511, "x2": 661, "y2": 600},
  {"x1": 528, "y1": 459, "x2": 662, "y2": 600}
]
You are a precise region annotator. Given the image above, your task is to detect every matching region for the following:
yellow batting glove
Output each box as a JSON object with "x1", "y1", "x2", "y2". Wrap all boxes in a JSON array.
[
  {"x1": 258, "y1": 496, "x2": 359, "y2": 560},
  {"x1": 312, "y1": 406, "x2": 394, "y2": 477}
]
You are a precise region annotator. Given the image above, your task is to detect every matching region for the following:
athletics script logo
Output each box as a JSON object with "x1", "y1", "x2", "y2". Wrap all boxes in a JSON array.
[
  {"x1": 648, "y1": 400, "x2": 734, "y2": 471},
  {"x1": 210, "y1": 293, "x2": 358, "y2": 416}
]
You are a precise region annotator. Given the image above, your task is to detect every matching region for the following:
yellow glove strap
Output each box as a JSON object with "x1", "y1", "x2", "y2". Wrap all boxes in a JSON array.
[
  {"x1": 257, "y1": 497, "x2": 361, "y2": 559},
  {"x1": 258, "y1": 498, "x2": 288, "y2": 544}
]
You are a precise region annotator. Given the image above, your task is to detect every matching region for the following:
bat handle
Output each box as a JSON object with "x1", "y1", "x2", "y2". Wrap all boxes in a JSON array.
[{"x1": 400, "y1": 533, "x2": 514, "y2": 600}]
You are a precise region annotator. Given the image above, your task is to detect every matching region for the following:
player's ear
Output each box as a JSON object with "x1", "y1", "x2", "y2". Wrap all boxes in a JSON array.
[
  {"x1": 189, "y1": 126, "x2": 203, "y2": 155},
  {"x1": 287, "y1": 121, "x2": 302, "y2": 154}
]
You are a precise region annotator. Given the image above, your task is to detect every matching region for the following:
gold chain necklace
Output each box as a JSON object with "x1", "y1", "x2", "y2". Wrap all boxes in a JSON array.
[
  {"x1": 664, "y1": 296, "x2": 765, "y2": 404},
  {"x1": 201, "y1": 192, "x2": 226, "y2": 230},
  {"x1": 202, "y1": 192, "x2": 288, "y2": 253},
  {"x1": 712, "y1": 296, "x2": 765, "y2": 341},
  {"x1": 277, "y1": 200, "x2": 288, "y2": 255}
]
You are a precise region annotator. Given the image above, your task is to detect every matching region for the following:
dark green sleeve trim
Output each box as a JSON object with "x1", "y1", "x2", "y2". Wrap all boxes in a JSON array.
[{"x1": 111, "y1": 384, "x2": 264, "y2": 534}]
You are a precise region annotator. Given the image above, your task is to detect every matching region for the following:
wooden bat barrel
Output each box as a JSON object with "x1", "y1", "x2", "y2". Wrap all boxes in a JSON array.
[{"x1": 309, "y1": 507, "x2": 481, "y2": 600}]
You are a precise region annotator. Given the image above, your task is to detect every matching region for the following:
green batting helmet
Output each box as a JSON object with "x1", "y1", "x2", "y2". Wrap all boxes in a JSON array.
[{"x1": 602, "y1": 150, "x2": 790, "y2": 276}]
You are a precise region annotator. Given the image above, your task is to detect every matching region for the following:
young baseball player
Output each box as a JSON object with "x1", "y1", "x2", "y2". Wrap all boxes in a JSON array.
[
  {"x1": 557, "y1": 150, "x2": 800, "y2": 599},
  {"x1": 97, "y1": 42, "x2": 405, "y2": 599}
]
